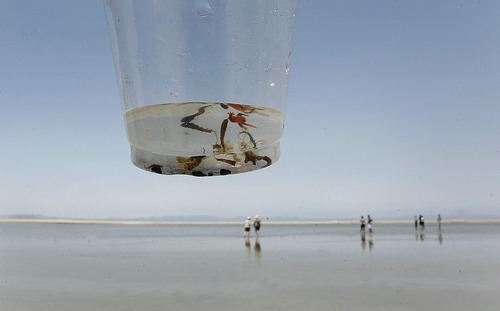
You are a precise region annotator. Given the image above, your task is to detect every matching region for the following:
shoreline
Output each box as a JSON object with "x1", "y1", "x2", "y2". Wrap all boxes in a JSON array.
[{"x1": 0, "y1": 219, "x2": 499, "y2": 226}]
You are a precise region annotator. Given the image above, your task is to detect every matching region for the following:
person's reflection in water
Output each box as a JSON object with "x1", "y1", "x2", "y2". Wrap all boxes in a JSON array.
[
  {"x1": 245, "y1": 238, "x2": 251, "y2": 256},
  {"x1": 243, "y1": 237, "x2": 262, "y2": 261},
  {"x1": 420, "y1": 229, "x2": 425, "y2": 241},
  {"x1": 368, "y1": 232, "x2": 374, "y2": 251},
  {"x1": 254, "y1": 238, "x2": 261, "y2": 259},
  {"x1": 361, "y1": 231, "x2": 366, "y2": 251},
  {"x1": 438, "y1": 227, "x2": 443, "y2": 244}
]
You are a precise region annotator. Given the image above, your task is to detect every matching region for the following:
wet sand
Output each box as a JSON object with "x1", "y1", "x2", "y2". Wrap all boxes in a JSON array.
[{"x1": 1, "y1": 222, "x2": 499, "y2": 310}]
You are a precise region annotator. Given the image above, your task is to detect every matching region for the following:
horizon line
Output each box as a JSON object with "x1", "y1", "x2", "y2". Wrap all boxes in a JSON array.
[{"x1": 1, "y1": 219, "x2": 499, "y2": 226}]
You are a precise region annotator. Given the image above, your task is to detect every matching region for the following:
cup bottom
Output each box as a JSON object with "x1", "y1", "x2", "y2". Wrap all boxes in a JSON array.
[{"x1": 130, "y1": 142, "x2": 280, "y2": 176}]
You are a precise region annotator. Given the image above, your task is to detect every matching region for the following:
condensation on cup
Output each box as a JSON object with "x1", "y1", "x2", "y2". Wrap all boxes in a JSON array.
[{"x1": 104, "y1": 0, "x2": 297, "y2": 176}]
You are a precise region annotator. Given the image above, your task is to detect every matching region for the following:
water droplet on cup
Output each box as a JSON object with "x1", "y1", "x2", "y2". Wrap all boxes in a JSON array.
[
  {"x1": 264, "y1": 64, "x2": 273, "y2": 72},
  {"x1": 194, "y1": 0, "x2": 213, "y2": 17}
]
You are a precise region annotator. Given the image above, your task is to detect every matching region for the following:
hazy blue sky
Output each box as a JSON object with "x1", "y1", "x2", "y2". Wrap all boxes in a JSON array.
[{"x1": 1, "y1": 0, "x2": 499, "y2": 220}]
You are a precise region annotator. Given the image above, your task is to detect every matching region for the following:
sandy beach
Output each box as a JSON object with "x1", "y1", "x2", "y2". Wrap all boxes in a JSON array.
[{"x1": 1, "y1": 222, "x2": 499, "y2": 311}]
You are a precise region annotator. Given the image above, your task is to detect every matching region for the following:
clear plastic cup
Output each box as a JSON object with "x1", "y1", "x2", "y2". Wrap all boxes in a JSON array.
[{"x1": 104, "y1": 0, "x2": 296, "y2": 176}]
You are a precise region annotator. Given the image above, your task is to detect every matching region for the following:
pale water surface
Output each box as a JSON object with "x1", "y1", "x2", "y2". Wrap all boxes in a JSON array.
[{"x1": 1, "y1": 223, "x2": 499, "y2": 310}]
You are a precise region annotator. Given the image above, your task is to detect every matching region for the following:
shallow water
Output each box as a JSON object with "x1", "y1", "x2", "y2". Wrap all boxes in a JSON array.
[{"x1": 1, "y1": 223, "x2": 499, "y2": 310}]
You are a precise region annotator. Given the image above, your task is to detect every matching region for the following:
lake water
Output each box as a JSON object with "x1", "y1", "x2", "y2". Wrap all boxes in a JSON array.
[{"x1": 1, "y1": 222, "x2": 499, "y2": 310}]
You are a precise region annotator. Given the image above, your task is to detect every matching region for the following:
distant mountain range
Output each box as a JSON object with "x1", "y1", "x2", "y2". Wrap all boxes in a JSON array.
[
  {"x1": 2, "y1": 214, "x2": 499, "y2": 222},
  {"x1": 1, "y1": 214, "x2": 327, "y2": 222},
  {"x1": 3, "y1": 214, "x2": 53, "y2": 220}
]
